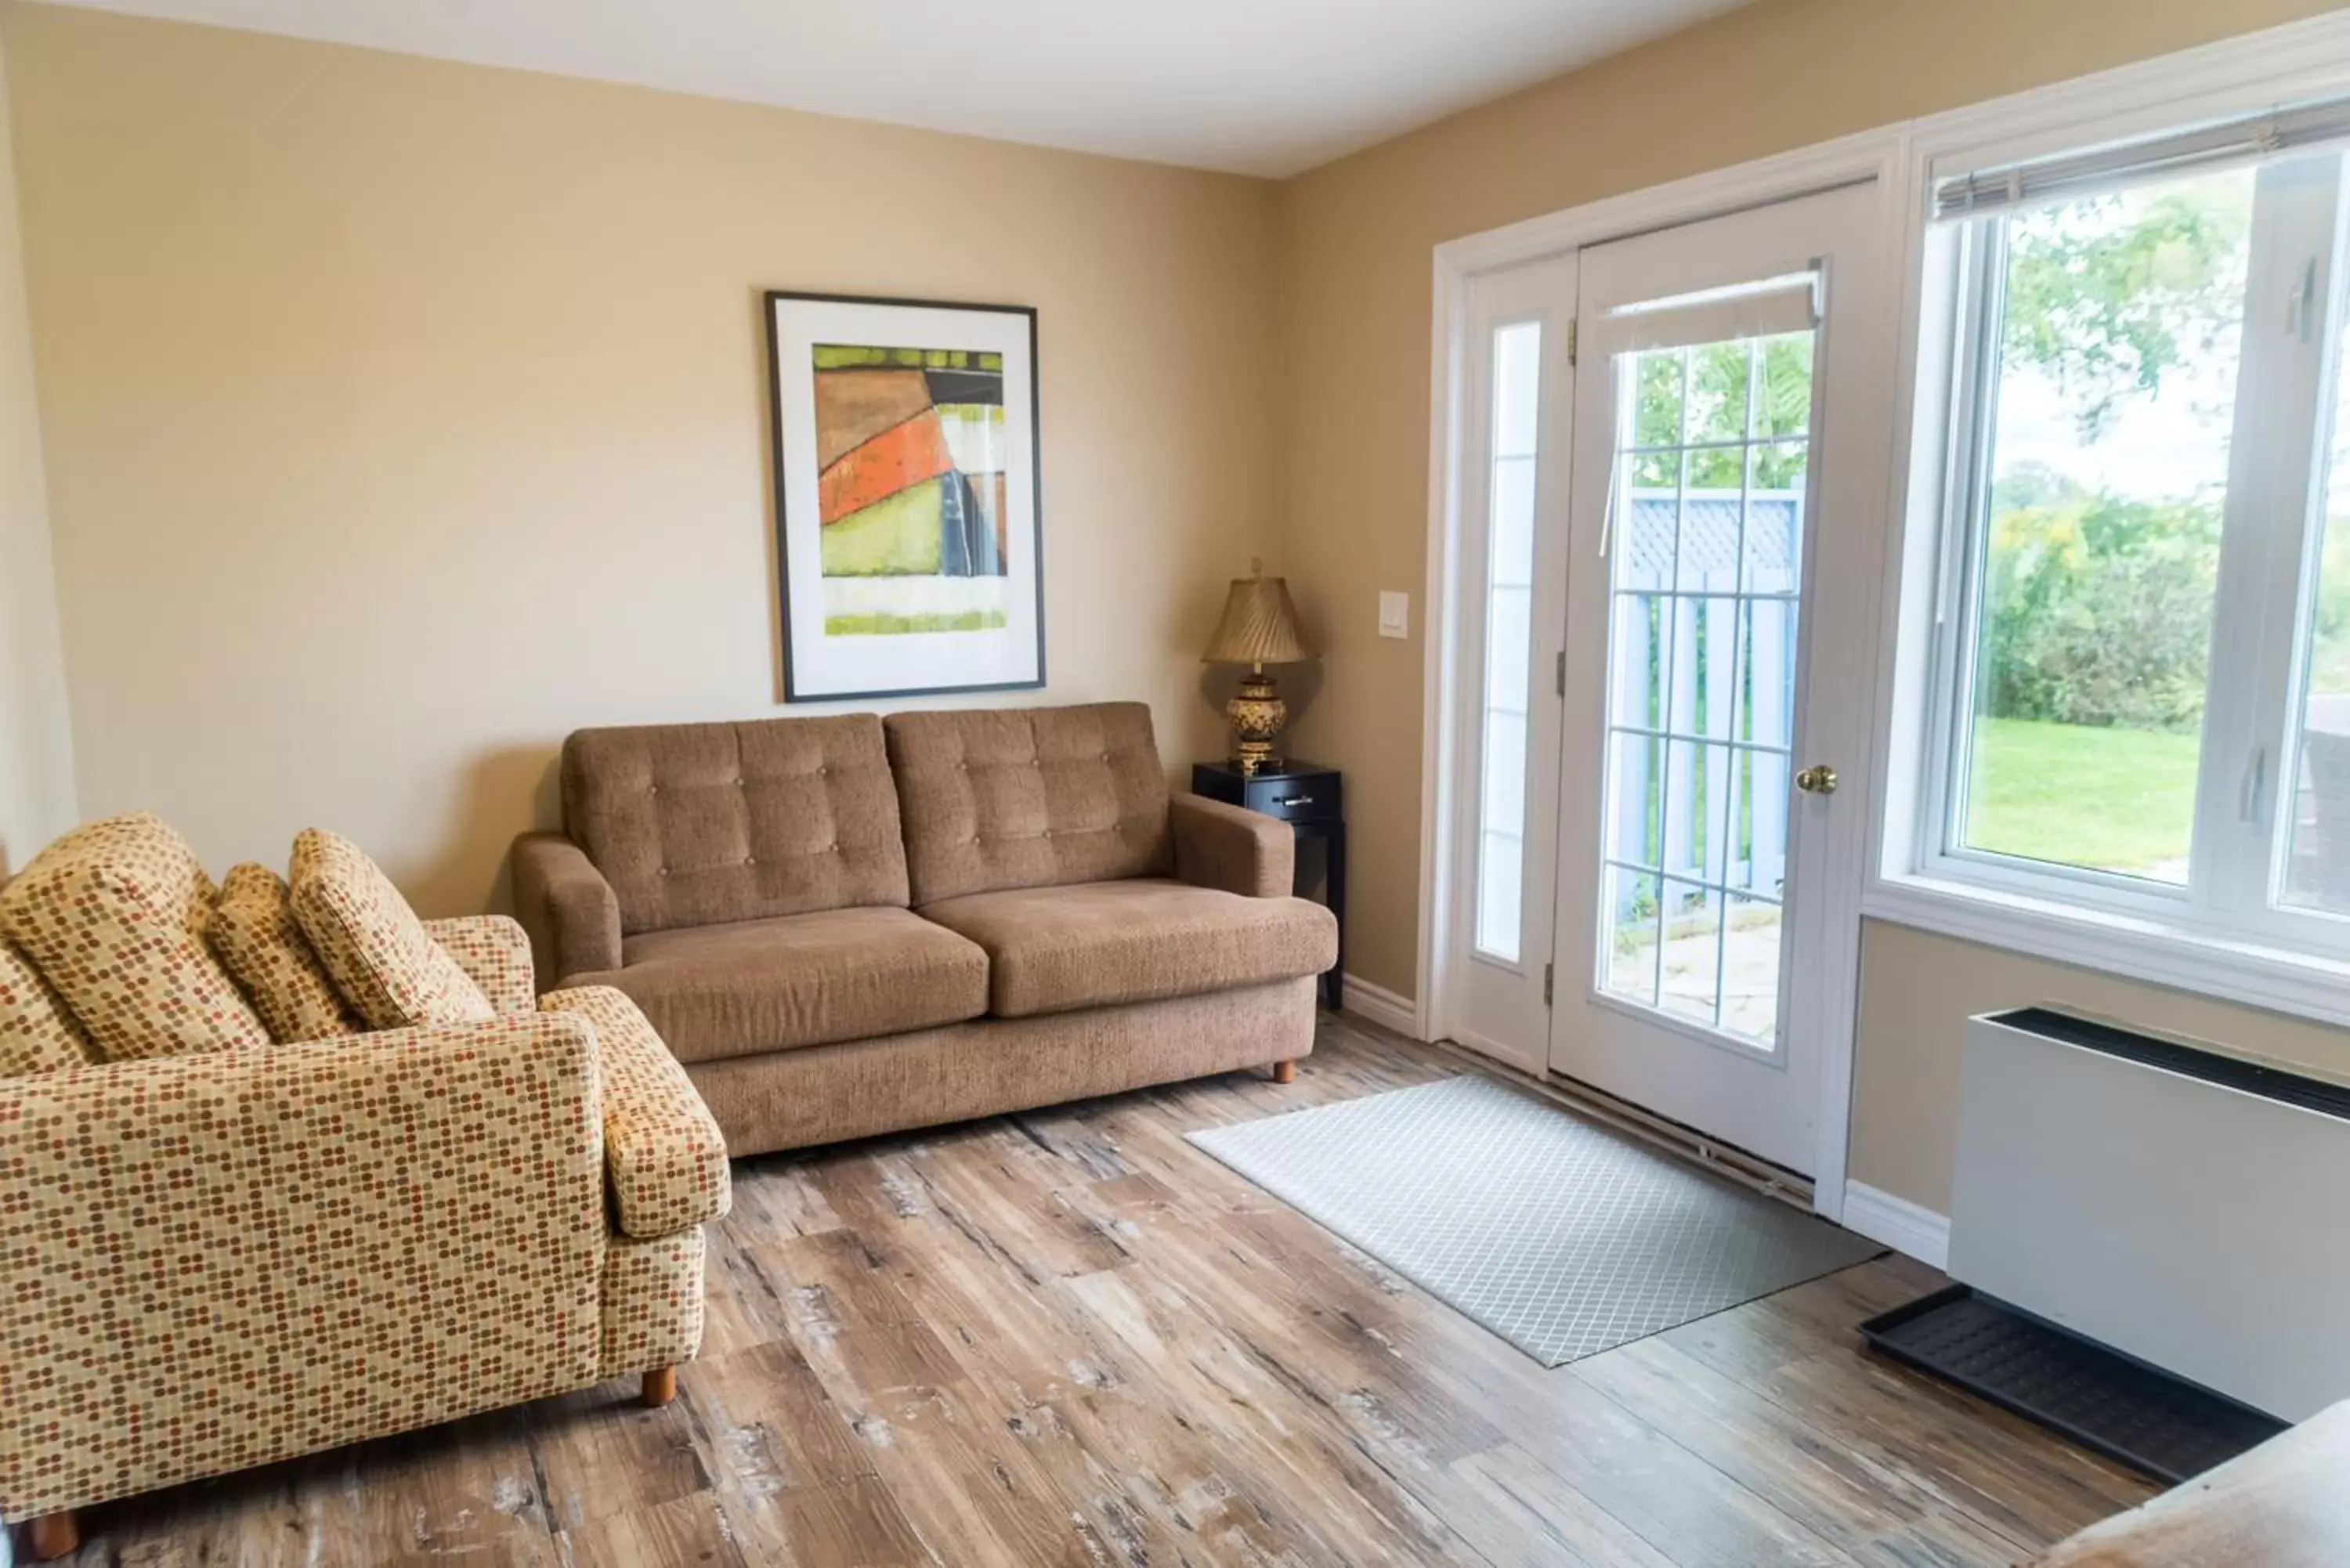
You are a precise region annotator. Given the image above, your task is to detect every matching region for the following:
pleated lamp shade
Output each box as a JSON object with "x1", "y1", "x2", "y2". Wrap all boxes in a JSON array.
[{"x1": 1202, "y1": 562, "x2": 1314, "y2": 668}]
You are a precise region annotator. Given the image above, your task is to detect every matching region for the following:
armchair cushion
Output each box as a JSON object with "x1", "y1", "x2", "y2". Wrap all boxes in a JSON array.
[
  {"x1": 0, "y1": 1013, "x2": 606, "y2": 1521},
  {"x1": 1, "y1": 940, "x2": 95, "y2": 1076},
  {"x1": 920, "y1": 877, "x2": 1336, "y2": 1017},
  {"x1": 538, "y1": 986, "x2": 731, "y2": 1237},
  {"x1": 0, "y1": 811, "x2": 270, "y2": 1061},
  {"x1": 1170, "y1": 792, "x2": 1295, "y2": 898},
  {"x1": 422, "y1": 914, "x2": 537, "y2": 1016},
  {"x1": 289, "y1": 828, "x2": 494, "y2": 1030},
  {"x1": 208, "y1": 863, "x2": 361, "y2": 1042}
]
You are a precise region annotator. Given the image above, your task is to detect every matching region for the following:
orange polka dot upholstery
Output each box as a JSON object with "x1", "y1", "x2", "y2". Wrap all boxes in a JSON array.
[
  {"x1": 207, "y1": 863, "x2": 362, "y2": 1042},
  {"x1": 0, "y1": 1013, "x2": 607, "y2": 1520},
  {"x1": 288, "y1": 828, "x2": 494, "y2": 1029},
  {"x1": 601, "y1": 1228, "x2": 706, "y2": 1380},
  {"x1": 0, "y1": 916, "x2": 728, "y2": 1523},
  {"x1": 422, "y1": 914, "x2": 539, "y2": 1017},
  {"x1": 540, "y1": 986, "x2": 732, "y2": 1237},
  {"x1": 1, "y1": 939, "x2": 96, "y2": 1077},
  {"x1": 0, "y1": 811, "x2": 270, "y2": 1061}
]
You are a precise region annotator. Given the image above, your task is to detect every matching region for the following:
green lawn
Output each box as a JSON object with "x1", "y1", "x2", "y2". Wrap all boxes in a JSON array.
[{"x1": 1965, "y1": 716, "x2": 2199, "y2": 878}]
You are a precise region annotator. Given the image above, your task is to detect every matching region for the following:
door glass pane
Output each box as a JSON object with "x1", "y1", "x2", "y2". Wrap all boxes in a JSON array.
[
  {"x1": 1594, "y1": 328, "x2": 1812, "y2": 1047},
  {"x1": 1475, "y1": 321, "x2": 1542, "y2": 961},
  {"x1": 1601, "y1": 865, "x2": 1660, "y2": 1006},
  {"x1": 1956, "y1": 167, "x2": 2253, "y2": 883},
  {"x1": 1722, "y1": 895, "x2": 1783, "y2": 1041},
  {"x1": 2283, "y1": 305, "x2": 2350, "y2": 915}
]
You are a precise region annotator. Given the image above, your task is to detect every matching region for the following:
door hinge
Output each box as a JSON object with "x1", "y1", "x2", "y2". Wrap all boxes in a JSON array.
[
  {"x1": 1542, "y1": 962, "x2": 1554, "y2": 1006},
  {"x1": 1566, "y1": 317, "x2": 1578, "y2": 367},
  {"x1": 1555, "y1": 649, "x2": 1566, "y2": 697}
]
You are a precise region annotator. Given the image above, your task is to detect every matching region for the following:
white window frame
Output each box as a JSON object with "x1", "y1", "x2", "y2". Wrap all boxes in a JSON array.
[{"x1": 1866, "y1": 11, "x2": 2350, "y2": 1030}]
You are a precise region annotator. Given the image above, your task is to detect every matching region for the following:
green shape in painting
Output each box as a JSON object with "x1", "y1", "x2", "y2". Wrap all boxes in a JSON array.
[
  {"x1": 822, "y1": 479, "x2": 943, "y2": 576},
  {"x1": 812, "y1": 344, "x2": 1005, "y2": 372},
  {"x1": 826, "y1": 609, "x2": 1009, "y2": 634}
]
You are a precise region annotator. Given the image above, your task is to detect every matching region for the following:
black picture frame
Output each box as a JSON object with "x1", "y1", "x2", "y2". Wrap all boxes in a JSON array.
[{"x1": 765, "y1": 290, "x2": 1047, "y2": 702}]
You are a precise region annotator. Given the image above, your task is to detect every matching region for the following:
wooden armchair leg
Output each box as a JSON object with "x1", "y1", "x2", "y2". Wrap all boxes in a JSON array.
[
  {"x1": 28, "y1": 1508, "x2": 79, "y2": 1561},
  {"x1": 1272, "y1": 1059, "x2": 1297, "y2": 1084},
  {"x1": 641, "y1": 1366, "x2": 676, "y2": 1407}
]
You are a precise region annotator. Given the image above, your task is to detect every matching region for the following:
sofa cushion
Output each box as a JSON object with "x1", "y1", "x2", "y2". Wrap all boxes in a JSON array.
[
  {"x1": 537, "y1": 985, "x2": 731, "y2": 1236},
  {"x1": 0, "y1": 811, "x2": 272, "y2": 1060},
  {"x1": 885, "y1": 703, "x2": 1173, "y2": 905},
  {"x1": 208, "y1": 863, "x2": 363, "y2": 1042},
  {"x1": 0, "y1": 940, "x2": 96, "y2": 1076},
  {"x1": 920, "y1": 878, "x2": 1337, "y2": 1017},
  {"x1": 288, "y1": 828, "x2": 496, "y2": 1030},
  {"x1": 572, "y1": 905, "x2": 989, "y2": 1064},
  {"x1": 562, "y1": 715, "x2": 908, "y2": 937}
]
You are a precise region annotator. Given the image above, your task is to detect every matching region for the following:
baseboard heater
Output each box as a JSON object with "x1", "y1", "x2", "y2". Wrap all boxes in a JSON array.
[{"x1": 1863, "y1": 1006, "x2": 2348, "y2": 1479}]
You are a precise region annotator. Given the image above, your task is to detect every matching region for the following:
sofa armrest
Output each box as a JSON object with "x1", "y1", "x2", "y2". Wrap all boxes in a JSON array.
[
  {"x1": 424, "y1": 913, "x2": 537, "y2": 1014},
  {"x1": 511, "y1": 832, "x2": 622, "y2": 991},
  {"x1": 540, "y1": 985, "x2": 731, "y2": 1238},
  {"x1": 1170, "y1": 792, "x2": 1294, "y2": 898},
  {"x1": 0, "y1": 1015, "x2": 606, "y2": 1519}
]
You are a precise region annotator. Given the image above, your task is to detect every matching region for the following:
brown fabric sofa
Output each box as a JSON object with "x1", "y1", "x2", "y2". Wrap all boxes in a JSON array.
[{"x1": 511, "y1": 702, "x2": 1336, "y2": 1154}]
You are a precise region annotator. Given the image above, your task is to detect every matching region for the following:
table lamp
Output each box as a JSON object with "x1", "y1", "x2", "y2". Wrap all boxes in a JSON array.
[{"x1": 1202, "y1": 560, "x2": 1315, "y2": 776}]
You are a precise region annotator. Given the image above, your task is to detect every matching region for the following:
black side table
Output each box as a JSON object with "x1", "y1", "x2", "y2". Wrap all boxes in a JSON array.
[{"x1": 1191, "y1": 759, "x2": 1345, "y2": 1010}]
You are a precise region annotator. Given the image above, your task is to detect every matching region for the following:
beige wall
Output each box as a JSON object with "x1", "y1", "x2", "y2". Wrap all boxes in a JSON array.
[
  {"x1": 0, "y1": 21, "x2": 74, "y2": 873},
  {"x1": 1275, "y1": 0, "x2": 2345, "y2": 1003},
  {"x1": 1853, "y1": 920, "x2": 2350, "y2": 1212},
  {"x1": 1, "y1": 2, "x2": 1275, "y2": 913}
]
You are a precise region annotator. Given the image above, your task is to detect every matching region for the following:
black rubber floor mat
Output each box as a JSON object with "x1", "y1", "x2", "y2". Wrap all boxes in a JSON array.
[{"x1": 1859, "y1": 1285, "x2": 2284, "y2": 1484}]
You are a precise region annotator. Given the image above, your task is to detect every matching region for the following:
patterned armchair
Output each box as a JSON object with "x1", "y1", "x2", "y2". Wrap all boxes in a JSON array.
[{"x1": 0, "y1": 914, "x2": 730, "y2": 1558}]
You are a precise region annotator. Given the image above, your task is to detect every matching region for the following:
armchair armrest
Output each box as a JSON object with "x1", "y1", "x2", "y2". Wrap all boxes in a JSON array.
[
  {"x1": 0, "y1": 1015, "x2": 606, "y2": 1519},
  {"x1": 540, "y1": 985, "x2": 730, "y2": 1238},
  {"x1": 424, "y1": 913, "x2": 537, "y2": 1013},
  {"x1": 1170, "y1": 792, "x2": 1293, "y2": 898},
  {"x1": 510, "y1": 832, "x2": 622, "y2": 991}
]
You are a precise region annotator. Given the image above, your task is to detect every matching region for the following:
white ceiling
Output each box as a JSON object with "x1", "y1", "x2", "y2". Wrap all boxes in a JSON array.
[{"x1": 44, "y1": 0, "x2": 1748, "y2": 177}]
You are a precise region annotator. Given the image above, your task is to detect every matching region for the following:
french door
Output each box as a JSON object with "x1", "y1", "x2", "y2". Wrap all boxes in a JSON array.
[{"x1": 1546, "y1": 184, "x2": 1886, "y2": 1176}]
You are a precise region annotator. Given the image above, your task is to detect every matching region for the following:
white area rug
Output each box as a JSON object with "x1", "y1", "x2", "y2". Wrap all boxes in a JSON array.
[{"x1": 1188, "y1": 1075, "x2": 1882, "y2": 1366}]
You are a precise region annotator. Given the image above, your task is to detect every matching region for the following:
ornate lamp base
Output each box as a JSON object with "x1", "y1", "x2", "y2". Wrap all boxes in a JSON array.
[{"x1": 1226, "y1": 670, "x2": 1289, "y2": 778}]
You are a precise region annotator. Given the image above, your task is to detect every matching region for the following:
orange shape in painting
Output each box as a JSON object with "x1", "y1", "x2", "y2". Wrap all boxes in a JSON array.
[
  {"x1": 814, "y1": 369, "x2": 932, "y2": 470},
  {"x1": 820, "y1": 412, "x2": 953, "y2": 525}
]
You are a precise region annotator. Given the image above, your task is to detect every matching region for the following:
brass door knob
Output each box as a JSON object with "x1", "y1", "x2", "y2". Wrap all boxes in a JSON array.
[{"x1": 1795, "y1": 764, "x2": 1839, "y2": 796}]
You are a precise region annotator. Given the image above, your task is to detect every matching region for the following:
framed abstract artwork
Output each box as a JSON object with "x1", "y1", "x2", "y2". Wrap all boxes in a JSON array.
[{"x1": 765, "y1": 291, "x2": 1046, "y2": 701}]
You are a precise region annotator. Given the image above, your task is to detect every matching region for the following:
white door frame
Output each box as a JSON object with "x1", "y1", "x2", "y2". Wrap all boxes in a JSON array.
[{"x1": 1418, "y1": 127, "x2": 1914, "y2": 1219}]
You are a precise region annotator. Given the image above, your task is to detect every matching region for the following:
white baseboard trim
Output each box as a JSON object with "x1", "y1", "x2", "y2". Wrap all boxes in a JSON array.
[
  {"x1": 1339, "y1": 974, "x2": 1421, "y2": 1039},
  {"x1": 1841, "y1": 1180, "x2": 1950, "y2": 1270}
]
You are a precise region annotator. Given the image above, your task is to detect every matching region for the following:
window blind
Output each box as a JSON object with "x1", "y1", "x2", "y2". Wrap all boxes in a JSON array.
[
  {"x1": 1589, "y1": 273, "x2": 1819, "y2": 357},
  {"x1": 1932, "y1": 95, "x2": 2350, "y2": 221}
]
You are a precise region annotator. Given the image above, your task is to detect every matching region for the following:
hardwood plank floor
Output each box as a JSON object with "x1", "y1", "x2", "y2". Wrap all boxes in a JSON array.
[{"x1": 32, "y1": 1013, "x2": 2157, "y2": 1567}]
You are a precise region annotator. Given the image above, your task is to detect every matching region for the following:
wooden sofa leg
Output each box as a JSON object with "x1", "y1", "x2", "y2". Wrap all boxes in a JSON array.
[
  {"x1": 641, "y1": 1366, "x2": 677, "y2": 1407},
  {"x1": 1272, "y1": 1059, "x2": 1297, "y2": 1085},
  {"x1": 28, "y1": 1509, "x2": 79, "y2": 1561}
]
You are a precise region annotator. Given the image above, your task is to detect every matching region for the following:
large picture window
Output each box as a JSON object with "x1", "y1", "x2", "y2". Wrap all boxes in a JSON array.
[{"x1": 1922, "y1": 107, "x2": 2350, "y2": 954}]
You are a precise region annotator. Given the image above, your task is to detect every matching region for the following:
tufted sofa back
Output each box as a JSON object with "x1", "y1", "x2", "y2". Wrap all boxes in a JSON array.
[
  {"x1": 562, "y1": 716, "x2": 909, "y2": 936},
  {"x1": 884, "y1": 703, "x2": 1172, "y2": 906}
]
